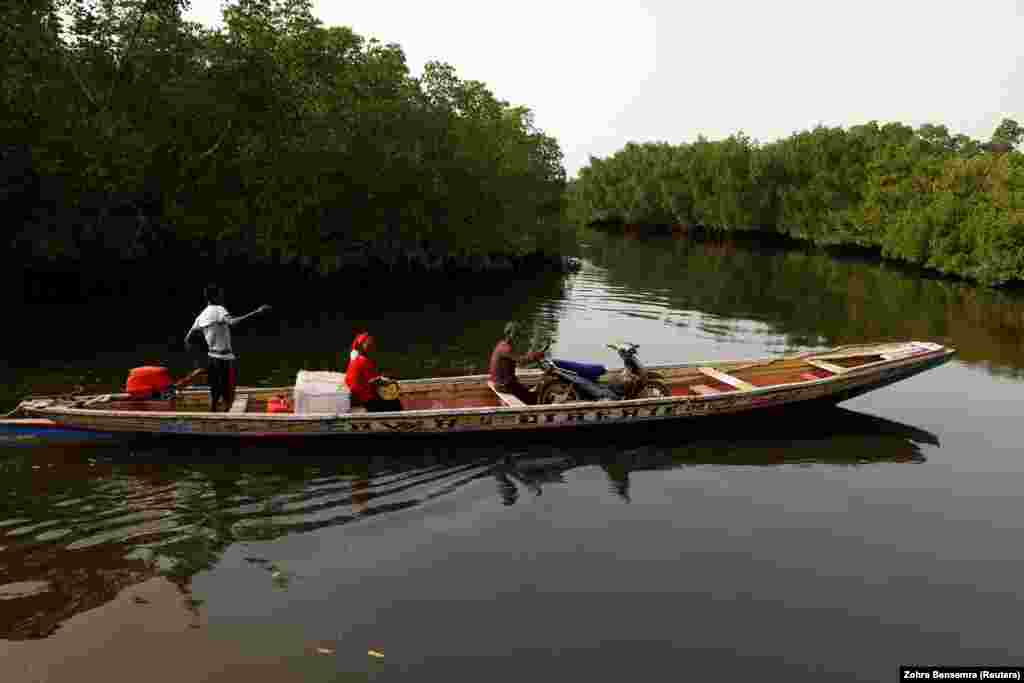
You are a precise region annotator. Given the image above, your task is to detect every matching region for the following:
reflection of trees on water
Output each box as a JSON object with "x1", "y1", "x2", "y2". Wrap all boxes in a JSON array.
[
  {"x1": 0, "y1": 445, "x2": 498, "y2": 640},
  {"x1": 0, "y1": 406, "x2": 936, "y2": 639},
  {"x1": 218, "y1": 270, "x2": 574, "y2": 388},
  {"x1": 583, "y1": 231, "x2": 1024, "y2": 376},
  {"x1": 0, "y1": 541, "x2": 158, "y2": 639},
  {"x1": 0, "y1": 453, "x2": 161, "y2": 639}
]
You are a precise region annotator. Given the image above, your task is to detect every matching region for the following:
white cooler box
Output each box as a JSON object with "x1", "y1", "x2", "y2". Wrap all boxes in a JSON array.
[{"x1": 293, "y1": 370, "x2": 351, "y2": 414}]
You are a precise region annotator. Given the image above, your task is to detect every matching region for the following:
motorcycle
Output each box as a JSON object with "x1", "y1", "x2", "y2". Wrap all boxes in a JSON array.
[{"x1": 532, "y1": 342, "x2": 672, "y2": 405}]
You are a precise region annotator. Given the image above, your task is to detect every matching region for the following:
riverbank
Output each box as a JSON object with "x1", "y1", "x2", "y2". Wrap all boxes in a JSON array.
[{"x1": 568, "y1": 121, "x2": 1024, "y2": 287}]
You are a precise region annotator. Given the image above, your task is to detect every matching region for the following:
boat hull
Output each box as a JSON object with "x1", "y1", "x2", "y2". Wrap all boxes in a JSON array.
[
  {"x1": 0, "y1": 419, "x2": 123, "y2": 447},
  {"x1": 18, "y1": 342, "x2": 955, "y2": 440}
]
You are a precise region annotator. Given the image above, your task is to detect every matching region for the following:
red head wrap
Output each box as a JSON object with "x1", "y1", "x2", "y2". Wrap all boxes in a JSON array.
[{"x1": 352, "y1": 332, "x2": 371, "y2": 351}]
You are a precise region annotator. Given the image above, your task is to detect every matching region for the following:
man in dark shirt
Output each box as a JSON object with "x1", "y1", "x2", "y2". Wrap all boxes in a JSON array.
[{"x1": 489, "y1": 322, "x2": 543, "y2": 405}]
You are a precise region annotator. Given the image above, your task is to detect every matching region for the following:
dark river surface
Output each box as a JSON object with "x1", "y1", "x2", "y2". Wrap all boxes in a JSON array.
[{"x1": 3, "y1": 231, "x2": 1024, "y2": 681}]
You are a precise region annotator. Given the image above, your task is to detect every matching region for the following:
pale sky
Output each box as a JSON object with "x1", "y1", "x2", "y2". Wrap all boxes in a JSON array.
[{"x1": 184, "y1": 0, "x2": 1024, "y2": 177}]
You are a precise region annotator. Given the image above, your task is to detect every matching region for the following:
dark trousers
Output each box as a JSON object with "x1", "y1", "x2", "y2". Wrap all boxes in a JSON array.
[
  {"x1": 360, "y1": 398, "x2": 404, "y2": 413},
  {"x1": 497, "y1": 380, "x2": 536, "y2": 405},
  {"x1": 207, "y1": 357, "x2": 236, "y2": 411}
]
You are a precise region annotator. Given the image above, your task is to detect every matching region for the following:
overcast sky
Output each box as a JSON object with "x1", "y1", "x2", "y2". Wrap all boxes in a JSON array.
[{"x1": 184, "y1": 0, "x2": 1023, "y2": 177}]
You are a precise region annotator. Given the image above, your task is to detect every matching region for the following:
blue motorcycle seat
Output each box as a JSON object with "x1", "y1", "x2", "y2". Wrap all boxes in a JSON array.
[{"x1": 552, "y1": 360, "x2": 606, "y2": 381}]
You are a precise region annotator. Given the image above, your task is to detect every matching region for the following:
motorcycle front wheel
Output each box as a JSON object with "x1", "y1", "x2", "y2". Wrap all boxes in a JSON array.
[{"x1": 537, "y1": 380, "x2": 580, "y2": 404}]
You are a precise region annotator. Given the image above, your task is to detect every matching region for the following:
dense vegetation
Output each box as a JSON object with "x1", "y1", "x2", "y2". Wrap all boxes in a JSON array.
[
  {"x1": 568, "y1": 120, "x2": 1024, "y2": 286},
  {"x1": 2, "y1": 0, "x2": 571, "y2": 297}
]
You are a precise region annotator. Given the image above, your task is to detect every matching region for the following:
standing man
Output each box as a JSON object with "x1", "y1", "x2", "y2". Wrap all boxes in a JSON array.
[
  {"x1": 185, "y1": 284, "x2": 271, "y2": 412},
  {"x1": 489, "y1": 322, "x2": 544, "y2": 405}
]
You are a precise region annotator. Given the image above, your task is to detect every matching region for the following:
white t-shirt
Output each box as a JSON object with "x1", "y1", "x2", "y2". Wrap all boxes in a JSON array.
[{"x1": 189, "y1": 305, "x2": 235, "y2": 360}]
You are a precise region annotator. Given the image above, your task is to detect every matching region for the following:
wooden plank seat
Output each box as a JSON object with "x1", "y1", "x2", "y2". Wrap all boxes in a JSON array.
[
  {"x1": 229, "y1": 395, "x2": 249, "y2": 413},
  {"x1": 806, "y1": 359, "x2": 847, "y2": 375},
  {"x1": 487, "y1": 380, "x2": 527, "y2": 408},
  {"x1": 690, "y1": 384, "x2": 722, "y2": 396},
  {"x1": 698, "y1": 367, "x2": 756, "y2": 391}
]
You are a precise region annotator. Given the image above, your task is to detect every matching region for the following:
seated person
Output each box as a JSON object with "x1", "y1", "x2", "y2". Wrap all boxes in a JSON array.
[
  {"x1": 490, "y1": 322, "x2": 544, "y2": 405},
  {"x1": 346, "y1": 332, "x2": 403, "y2": 412}
]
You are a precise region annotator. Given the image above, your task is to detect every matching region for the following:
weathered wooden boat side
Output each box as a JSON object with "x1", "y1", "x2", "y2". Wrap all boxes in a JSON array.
[
  {"x1": 0, "y1": 418, "x2": 120, "y2": 446},
  {"x1": 17, "y1": 341, "x2": 955, "y2": 438}
]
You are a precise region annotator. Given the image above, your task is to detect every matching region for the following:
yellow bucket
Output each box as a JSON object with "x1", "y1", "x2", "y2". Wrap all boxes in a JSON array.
[{"x1": 376, "y1": 380, "x2": 401, "y2": 401}]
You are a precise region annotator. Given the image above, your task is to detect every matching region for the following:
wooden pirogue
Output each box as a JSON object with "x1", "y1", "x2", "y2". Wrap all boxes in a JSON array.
[{"x1": 14, "y1": 341, "x2": 954, "y2": 439}]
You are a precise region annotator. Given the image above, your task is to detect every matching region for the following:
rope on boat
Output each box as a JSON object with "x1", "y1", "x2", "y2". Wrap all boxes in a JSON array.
[{"x1": 5, "y1": 384, "x2": 91, "y2": 418}]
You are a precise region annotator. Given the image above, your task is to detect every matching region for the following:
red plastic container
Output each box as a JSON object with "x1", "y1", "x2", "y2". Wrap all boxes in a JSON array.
[
  {"x1": 267, "y1": 396, "x2": 292, "y2": 413},
  {"x1": 126, "y1": 366, "x2": 172, "y2": 398}
]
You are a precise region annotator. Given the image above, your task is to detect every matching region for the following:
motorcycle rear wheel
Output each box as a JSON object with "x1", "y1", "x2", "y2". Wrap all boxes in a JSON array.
[{"x1": 537, "y1": 380, "x2": 580, "y2": 404}]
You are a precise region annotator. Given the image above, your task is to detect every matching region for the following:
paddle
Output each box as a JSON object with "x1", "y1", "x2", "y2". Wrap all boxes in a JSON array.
[{"x1": 175, "y1": 367, "x2": 206, "y2": 388}]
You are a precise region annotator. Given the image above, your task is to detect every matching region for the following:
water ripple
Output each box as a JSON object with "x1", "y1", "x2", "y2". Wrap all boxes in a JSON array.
[{"x1": 0, "y1": 456, "x2": 496, "y2": 620}]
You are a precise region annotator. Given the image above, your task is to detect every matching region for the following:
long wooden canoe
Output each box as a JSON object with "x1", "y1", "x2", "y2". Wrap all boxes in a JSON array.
[{"x1": 14, "y1": 341, "x2": 954, "y2": 439}]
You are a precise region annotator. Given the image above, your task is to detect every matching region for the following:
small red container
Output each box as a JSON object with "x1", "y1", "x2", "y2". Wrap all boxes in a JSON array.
[
  {"x1": 126, "y1": 366, "x2": 173, "y2": 398},
  {"x1": 267, "y1": 396, "x2": 292, "y2": 413}
]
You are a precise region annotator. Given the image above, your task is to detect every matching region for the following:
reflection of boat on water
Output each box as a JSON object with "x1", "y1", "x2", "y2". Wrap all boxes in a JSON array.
[
  {"x1": 11, "y1": 341, "x2": 954, "y2": 439},
  {"x1": 490, "y1": 406, "x2": 938, "y2": 502},
  {"x1": 0, "y1": 406, "x2": 935, "y2": 640}
]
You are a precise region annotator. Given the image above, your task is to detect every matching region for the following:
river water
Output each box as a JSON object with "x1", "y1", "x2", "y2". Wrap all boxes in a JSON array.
[{"x1": 3, "y1": 231, "x2": 1023, "y2": 681}]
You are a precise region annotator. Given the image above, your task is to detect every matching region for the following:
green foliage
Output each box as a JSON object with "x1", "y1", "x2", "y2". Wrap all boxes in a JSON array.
[
  {"x1": 2, "y1": 0, "x2": 571, "y2": 277},
  {"x1": 991, "y1": 118, "x2": 1023, "y2": 150},
  {"x1": 569, "y1": 119, "x2": 1024, "y2": 286}
]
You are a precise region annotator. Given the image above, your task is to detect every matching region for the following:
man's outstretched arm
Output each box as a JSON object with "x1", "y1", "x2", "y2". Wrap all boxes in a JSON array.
[{"x1": 226, "y1": 304, "x2": 272, "y2": 327}]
